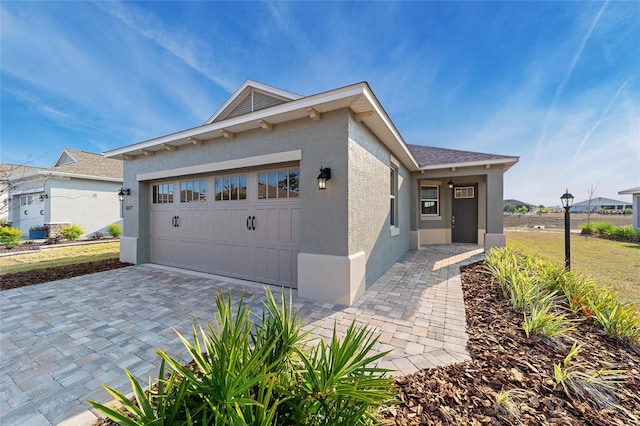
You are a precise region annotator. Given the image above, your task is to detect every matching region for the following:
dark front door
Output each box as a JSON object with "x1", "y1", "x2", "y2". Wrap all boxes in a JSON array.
[{"x1": 452, "y1": 185, "x2": 478, "y2": 243}]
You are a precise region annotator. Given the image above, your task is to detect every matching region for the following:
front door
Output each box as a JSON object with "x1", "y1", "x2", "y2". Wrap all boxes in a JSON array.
[{"x1": 452, "y1": 185, "x2": 478, "y2": 243}]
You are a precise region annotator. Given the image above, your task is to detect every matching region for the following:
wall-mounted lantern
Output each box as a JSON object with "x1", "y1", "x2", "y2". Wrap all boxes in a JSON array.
[
  {"x1": 118, "y1": 188, "x2": 131, "y2": 201},
  {"x1": 317, "y1": 167, "x2": 331, "y2": 190},
  {"x1": 447, "y1": 179, "x2": 454, "y2": 189},
  {"x1": 40, "y1": 194, "x2": 48, "y2": 201}
]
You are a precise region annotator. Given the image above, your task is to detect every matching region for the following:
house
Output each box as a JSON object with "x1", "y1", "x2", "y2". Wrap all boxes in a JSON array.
[
  {"x1": 1, "y1": 164, "x2": 46, "y2": 222},
  {"x1": 570, "y1": 197, "x2": 632, "y2": 214},
  {"x1": 104, "y1": 81, "x2": 518, "y2": 305},
  {"x1": 5, "y1": 149, "x2": 123, "y2": 238},
  {"x1": 618, "y1": 187, "x2": 640, "y2": 231}
]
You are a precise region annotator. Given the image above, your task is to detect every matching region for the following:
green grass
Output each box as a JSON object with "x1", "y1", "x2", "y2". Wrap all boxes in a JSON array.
[
  {"x1": 0, "y1": 241, "x2": 120, "y2": 274},
  {"x1": 506, "y1": 231, "x2": 640, "y2": 307}
]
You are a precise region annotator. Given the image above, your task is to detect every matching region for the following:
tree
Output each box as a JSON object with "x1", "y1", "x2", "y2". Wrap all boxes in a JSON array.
[
  {"x1": 538, "y1": 205, "x2": 550, "y2": 214},
  {"x1": 504, "y1": 204, "x2": 517, "y2": 214},
  {"x1": 586, "y1": 182, "x2": 599, "y2": 226}
]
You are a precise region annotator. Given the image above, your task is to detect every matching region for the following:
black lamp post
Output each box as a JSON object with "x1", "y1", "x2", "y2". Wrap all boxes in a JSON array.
[{"x1": 560, "y1": 189, "x2": 574, "y2": 271}]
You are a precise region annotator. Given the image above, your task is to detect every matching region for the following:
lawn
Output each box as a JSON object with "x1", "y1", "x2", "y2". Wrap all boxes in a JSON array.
[
  {"x1": 0, "y1": 241, "x2": 120, "y2": 274},
  {"x1": 506, "y1": 231, "x2": 640, "y2": 307}
]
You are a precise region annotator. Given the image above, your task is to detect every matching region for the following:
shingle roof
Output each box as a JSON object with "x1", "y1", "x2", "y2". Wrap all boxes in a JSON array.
[
  {"x1": 52, "y1": 149, "x2": 123, "y2": 179},
  {"x1": 407, "y1": 144, "x2": 518, "y2": 168},
  {"x1": 0, "y1": 164, "x2": 46, "y2": 178}
]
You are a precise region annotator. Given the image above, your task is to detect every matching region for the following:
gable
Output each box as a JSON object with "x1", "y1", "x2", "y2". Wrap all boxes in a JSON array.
[
  {"x1": 206, "y1": 80, "x2": 302, "y2": 124},
  {"x1": 54, "y1": 150, "x2": 77, "y2": 167}
]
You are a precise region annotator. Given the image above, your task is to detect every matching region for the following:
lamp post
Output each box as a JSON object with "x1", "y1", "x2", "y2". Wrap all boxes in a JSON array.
[{"x1": 560, "y1": 189, "x2": 574, "y2": 271}]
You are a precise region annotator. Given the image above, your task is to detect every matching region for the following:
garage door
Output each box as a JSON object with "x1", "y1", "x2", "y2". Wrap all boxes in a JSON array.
[{"x1": 149, "y1": 167, "x2": 300, "y2": 287}]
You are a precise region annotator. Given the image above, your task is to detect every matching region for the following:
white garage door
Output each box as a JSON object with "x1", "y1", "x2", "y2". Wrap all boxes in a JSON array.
[{"x1": 149, "y1": 167, "x2": 300, "y2": 287}]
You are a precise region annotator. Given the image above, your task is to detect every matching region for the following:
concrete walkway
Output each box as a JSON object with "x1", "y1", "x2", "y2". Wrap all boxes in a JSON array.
[{"x1": 0, "y1": 245, "x2": 484, "y2": 426}]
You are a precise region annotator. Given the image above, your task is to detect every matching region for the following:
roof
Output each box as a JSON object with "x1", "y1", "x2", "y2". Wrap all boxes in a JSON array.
[
  {"x1": 0, "y1": 164, "x2": 46, "y2": 179},
  {"x1": 619, "y1": 186, "x2": 640, "y2": 195},
  {"x1": 573, "y1": 197, "x2": 632, "y2": 207},
  {"x1": 51, "y1": 149, "x2": 123, "y2": 179},
  {"x1": 407, "y1": 144, "x2": 519, "y2": 171},
  {"x1": 7, "y1": 149, "x2": 122, "y2": 183},
  {"x1": 105, "y1": 81, "x2": 519, "y2": 173}
]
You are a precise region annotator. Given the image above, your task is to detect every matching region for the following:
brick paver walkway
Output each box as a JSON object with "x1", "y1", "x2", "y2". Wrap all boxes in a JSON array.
[{"x1": 0, "y1": 245, "x2": 483, "y2": 426}]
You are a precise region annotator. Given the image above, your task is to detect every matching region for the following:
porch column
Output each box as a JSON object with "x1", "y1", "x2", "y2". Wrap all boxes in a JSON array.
[{"x1": 485, "y1": 168, "x2": 505, "y2": 249}]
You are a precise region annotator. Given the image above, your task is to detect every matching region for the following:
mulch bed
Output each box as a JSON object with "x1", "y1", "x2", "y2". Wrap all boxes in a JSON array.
[
  {"x1": 379, "y1": 262, "x2": 640, "y2": 425},
  {"x1": 0, "y1": 259, "x2": 132, "y2": 290}
]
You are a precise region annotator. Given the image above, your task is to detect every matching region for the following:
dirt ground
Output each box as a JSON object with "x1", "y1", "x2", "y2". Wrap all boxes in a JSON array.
[{"x1": 504, "y1": 213, "x2": 632, "y2": 231}]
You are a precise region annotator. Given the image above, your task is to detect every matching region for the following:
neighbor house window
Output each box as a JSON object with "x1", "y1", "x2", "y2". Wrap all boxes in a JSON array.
[
  {"x1": 180, "y1": 179, "x2": 207, "y2": 202},
  {"x1": 214, "y1": 175, "x2": 247, "y2": 201},
  {"x1": 258, "y1": 169, "x2": 299, "y2": 199},
  {"x1": 421, "y1": 184, "x2": 439, "y2": 216},
  {"x1": 153, "y1": 183, "x2": 174, "y2": 204},
  {"x1": 390, "y1": 166, "x2": 398, "y2": 227}
]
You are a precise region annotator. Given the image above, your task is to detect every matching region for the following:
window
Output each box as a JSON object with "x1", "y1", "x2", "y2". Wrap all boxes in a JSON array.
[
  {"x1": 454, "y1": 186, "x2": 475, "y2": 199},
  {"x1": 420, "y1": 184, "x2": 439, "y2": 216},
  {"x1": 180, "y1": 179, "x2": 207, "y2": 202},
  {"x1": 214, "y1": 175, "x2": 247, "y2": 201},
  {"x1": 390, "y1": 167, "x2": 398, "y2": 227},
  {"x1": 20, "y1": 195, "x2": 42, "y2": 206},
  {"x1": 258, "y1": 169, "x2": 299, "y2": 199},
  {"x1": 152, "y1": 183, "x2": 174, "y2": 204}
]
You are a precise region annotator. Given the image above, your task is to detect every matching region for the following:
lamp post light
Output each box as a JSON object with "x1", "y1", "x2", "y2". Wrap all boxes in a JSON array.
[{"x1": 560, "y1": 189, "x2": 574, "y2": 271}]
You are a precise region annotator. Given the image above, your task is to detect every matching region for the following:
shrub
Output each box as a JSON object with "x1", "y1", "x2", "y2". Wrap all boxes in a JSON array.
[
  {"x1": 0, "y1": 226, "x2": 22, "y2": 249},
  {"x1": 604, "y1": 225, "x2": 640, "y2": 243},
  {"x1": 590, "y1": 221, "x2": 614, "y2": 235},
  {"x1": 59, "y1": 224, "x2": 83, "y2": 240},
  {"x1": 106, "y1": 223, "x2": 122, "y2": 238},
  {"x1": 90, "y1": 231, "x2": 105, "y2": 240},
  {"x1": 89, "y1": 289, "x2": 396, "y2": 425},
  {"x1": 522, "y1": 295, "x2": 577, "y2": 339}
]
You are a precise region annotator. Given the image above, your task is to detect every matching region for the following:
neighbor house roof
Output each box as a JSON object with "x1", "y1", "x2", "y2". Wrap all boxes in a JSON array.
[
  {"x1": 0, "y1": 164, "x2": 46, "y2": 179},
  {"x1": 407, "y1": 144, "x2": 518, "y2": 171},
  {"x1": 619, "y1": 186, "x2": 640, "y2": 195},
  {"x1": 572, "y1": 197, "x2": 631, "y2": 207},
  {"x1": 8, "y1": 149, "x2": 122, "y2": 183}
]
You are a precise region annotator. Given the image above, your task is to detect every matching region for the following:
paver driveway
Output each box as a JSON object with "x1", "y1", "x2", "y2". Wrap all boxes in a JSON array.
[{"x1": 0, "y1": 245, "x2": 484, "y2": 425}]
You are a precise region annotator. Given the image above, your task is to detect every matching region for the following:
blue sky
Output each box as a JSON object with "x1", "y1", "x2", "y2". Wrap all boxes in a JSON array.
[{"x1": 1, "y1": 1, "x2": 638, "y2": 207}]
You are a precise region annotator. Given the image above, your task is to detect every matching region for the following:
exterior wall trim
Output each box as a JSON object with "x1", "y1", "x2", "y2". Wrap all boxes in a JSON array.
[{"x1": 136, "y1": 149, "x2": 302, "y2": 181}]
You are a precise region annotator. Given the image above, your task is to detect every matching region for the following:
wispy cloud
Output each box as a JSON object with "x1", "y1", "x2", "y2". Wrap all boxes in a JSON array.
[
  {"x1": 535, "y1": 1, "x2": 609, "y2": 155},
  {"x1": 94, "y1": 1, "x2": 237, "y2": 93}
]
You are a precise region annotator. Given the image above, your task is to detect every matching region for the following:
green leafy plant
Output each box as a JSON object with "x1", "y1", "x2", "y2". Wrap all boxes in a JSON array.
[
  {"x1": 591, "y1": 300, "x2": 640, "y2": 346},
  {"x1": 522, "y1": 295, "x2": 577, "y2": 339},
  {"x1": 553, "y1": 342, "x2": 626, "y2": 407},
  {"x1": 495, "y1": 388, "x2": 531, "y2": 420},
  {"x1": 0, "y1": 226, "x2": 22, "y2": 249},
  {"x1": 604, "y1": 225, "x2": 640, "y2": 243},
  {"x1": 106, "y1": 223, "x2": 123, "y2": 238},
  {"x1": 89, "y1": 288, "x2": 396, "y2": 425},
  {"x1": 59, "y1": 223, "x2": 83, "y2": 240}
]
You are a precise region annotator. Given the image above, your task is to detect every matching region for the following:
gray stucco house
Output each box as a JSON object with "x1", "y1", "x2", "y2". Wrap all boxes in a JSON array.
[
  {"x1": 105, "y1": 81, "x2": 518, "y2": 305},
  {"x1": 618, "y1": 187, "x2": 640, "y2": 231}
]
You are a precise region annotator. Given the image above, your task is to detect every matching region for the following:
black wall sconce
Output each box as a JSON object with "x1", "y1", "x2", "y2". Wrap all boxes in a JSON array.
[
  {"x1": 447, "y1": 179, "x2": 454, "y2": 189},
  {"x1": 317, "y1": 166, "x2": 331, "y2": 190},
  {"x1": 118, "y1": 188, "x2": 131, "y2": 201},
  {"x1": 40, "y1": 194, "x2": 48, "y2": 201}
]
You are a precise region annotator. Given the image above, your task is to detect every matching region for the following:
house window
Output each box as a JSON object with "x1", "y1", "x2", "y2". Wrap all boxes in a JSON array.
[
  {"x1": 421, "y1": 185, "x2": 439, "y2": 216},
  {"x1": 152, "y1": 183, "x2": 174, "y2": 204},
  {"x1": 258, "y1": 169, "x2": 299, "y2": 199},
  {"x1": 214, "y1": 175, "x2": 247, "y2": 201},
  {"x1": 20, "y1": 195, "x2": 42, "y2": 206},
  {"x1": 180, "y1": 179, "x2": 207, "y2": 202},
  {"x1": 390, "y1": 167, "x2": 398, "y2": 227}
]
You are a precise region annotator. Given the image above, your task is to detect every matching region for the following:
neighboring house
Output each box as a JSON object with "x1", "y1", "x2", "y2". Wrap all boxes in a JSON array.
[
  {"x1": 503, "y1": 199, "x2": 537, "y2": 213},
  {"x1": 618, "y1": 187, "x2": 640, "y2": 231},
  {"x1": 5, "y1": 149, "x2": 123, "y2": 238},
  {"x1": 105, "y1": 81, "x2": 518, "y2": 305},
  {"x1": 571, "y1": 197, "x2": 632, "y2": 214},
  {"x1": 1, "y1": 164, "x2": 46, "y2": 222}
]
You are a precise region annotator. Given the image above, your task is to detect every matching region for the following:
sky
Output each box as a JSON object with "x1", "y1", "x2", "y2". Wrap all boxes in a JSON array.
[{"x1": 1, "y1": 1, "x2": 638, "y2": 207}]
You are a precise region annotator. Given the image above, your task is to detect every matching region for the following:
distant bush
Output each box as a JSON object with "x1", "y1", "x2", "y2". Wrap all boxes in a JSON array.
[
  {"x1": 0, "y1": 227, "x2": 22, "y2": 249},
  {"x1": 59, "y1": 224, "x2": 83, "y2": 241},
  {"x1": 580, "y1": 221, "x2": 613, "y2": 236},
  {"x1": 106, "y1": 223, "x2": 122, "y2": 238},
  {"x1": 604, "y1": 226, "x2": 640, "y2": 243}
]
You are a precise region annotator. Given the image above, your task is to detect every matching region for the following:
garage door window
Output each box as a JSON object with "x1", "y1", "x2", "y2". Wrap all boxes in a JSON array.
[
  {"x1": 153, "y1": 183, "x2": 174, "y2": 204},
  {"x1": 215, "y1": 175, "x2": 247, "y2": 201},
  {"x1": 180, "y1": 180, "x2": 206, "y2": 202},
  {"x1": 258, "y1": 169, "x2": 299, "y2": 199}
]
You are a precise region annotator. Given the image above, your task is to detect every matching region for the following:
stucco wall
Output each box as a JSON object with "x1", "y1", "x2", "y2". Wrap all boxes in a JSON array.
[
  {"x1": 347, "y1": 115, "x2": 410, "y2": 285},
  {"x1": 121, "y1": 110, "x2": 351, "y2": 262}
]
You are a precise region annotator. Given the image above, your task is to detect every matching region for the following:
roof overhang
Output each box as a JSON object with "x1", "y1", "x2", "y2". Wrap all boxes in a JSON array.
[
  {"x1": 418, "y1": 157, "x2": 520, "y2": 172},
  {"x1": 9, "y1": 171, "x2": 122, "y2": 184},
  {"x1": 618, "y1": 186, "x2": 640, "y2": 195},
  {"x1": 104, "y1": 82, "x2": 420, "y2": 171}
]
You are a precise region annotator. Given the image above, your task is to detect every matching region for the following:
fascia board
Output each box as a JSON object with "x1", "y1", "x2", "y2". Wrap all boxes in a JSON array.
[
  {"x1": 419, "y1": 157, "x2": 520, "y2": 171},
  {"x1": 105, "y1": 84, "x2": 368, "y2": 158},
  {"x1": 360, "y1": 88, "x2": 420, "y2": 171},
  {"x1": 44, "y1": 171, "x2": 122, "y2": 183}
]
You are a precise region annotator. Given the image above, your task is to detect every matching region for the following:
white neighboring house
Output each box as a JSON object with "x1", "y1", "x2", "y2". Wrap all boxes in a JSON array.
[
  {"x1": 4, "y1": 149, "x2": 123, "y2": 238},
  {"x1": 618, "y1": 186, "x2": 640, "y2": 231},
  {"x1": 1, "y1": 164, "x2": 46, "y2": 222}
]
